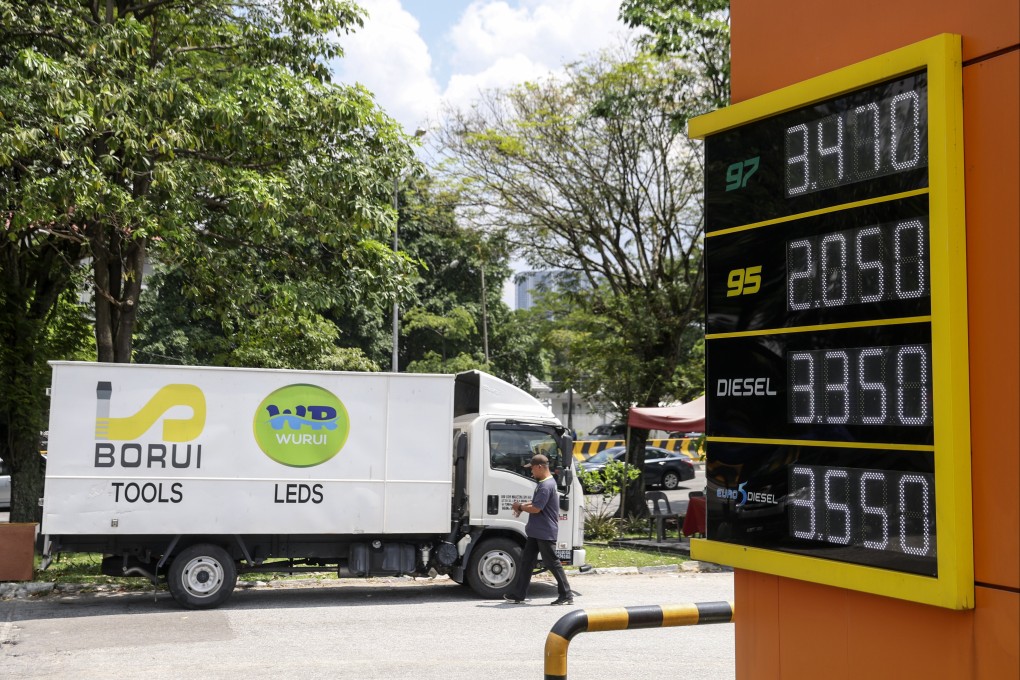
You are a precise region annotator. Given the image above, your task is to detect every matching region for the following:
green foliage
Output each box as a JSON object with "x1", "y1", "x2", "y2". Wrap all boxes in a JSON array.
[
  {"x1": 439, "y1": 49, "x2": 707, "y2": 421},
  {"x1": 619, "y1": 0, "x2": 731, "y2": 110},
  {"x1": 403, "y1": 306, "x2": 477, "y2": 351},
  {"x1": 574, "y1": 544, "x2": 685, "y2": 569},
  {"x1": 579, "y1": 460, "x2": 641, "y2": 541},
  {"x1": 0, "y1": 0, "x2": 417, "y2": 518},
  {"x1": 439, "y1": 46, "x2": 714, "y2": 516},
  {"x1": 395, "y1": 176, "x2": 543, "y2": 388},
  {"x1": 0, "y1": 0, "x2": 415, "y2": 363},
  {"x1": 578, "y1": 460, "x2": 641, "y2": 499},
  {"x1": 405, "y1": 351, "x2": 489, "y2": 375}
]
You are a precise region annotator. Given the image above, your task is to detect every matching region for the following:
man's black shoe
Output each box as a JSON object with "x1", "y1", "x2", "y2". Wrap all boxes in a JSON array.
[
  {"x1": 550, "y1": 596, "x2": 574, "y2": 606},
  {"x1": 503, "y1": 594, "x2": 525, "y2": 604}
]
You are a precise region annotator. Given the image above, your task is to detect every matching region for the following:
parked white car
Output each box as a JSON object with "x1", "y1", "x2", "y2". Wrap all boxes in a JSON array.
[{"x1": 0, "y1": 459, "x2": 10, "y2": 510}]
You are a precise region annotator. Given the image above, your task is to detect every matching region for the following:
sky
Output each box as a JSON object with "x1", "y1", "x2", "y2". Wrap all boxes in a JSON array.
[
  {"x1": 331, "y1": 1, "x2": 632, "y2": 306},
  {"x1": 331, "y1": 0, "x2": 631, "y2": 134}
]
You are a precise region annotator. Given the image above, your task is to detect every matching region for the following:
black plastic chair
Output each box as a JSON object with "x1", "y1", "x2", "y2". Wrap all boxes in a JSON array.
[{"x1": 646, "y1": 491, "x2": 683, "y2": 542}]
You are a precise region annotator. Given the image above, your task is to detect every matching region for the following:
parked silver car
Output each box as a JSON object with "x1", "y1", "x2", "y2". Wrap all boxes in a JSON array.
[{"x1": 0, "y1": 459, "x2": 11, "y2": 510}]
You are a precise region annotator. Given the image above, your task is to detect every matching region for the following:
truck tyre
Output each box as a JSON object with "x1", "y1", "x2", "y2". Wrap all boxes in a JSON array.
[
  {"x1": 168, "y1": 543, "x2": 237, "y2": 610},
  {"x1": 466, "y1": 537, "x2": 522, "y2": 598}
]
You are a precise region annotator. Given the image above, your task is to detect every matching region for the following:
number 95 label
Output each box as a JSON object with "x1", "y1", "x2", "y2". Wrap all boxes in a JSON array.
[{"x1": 727, "y1": 266, "x2": 762, "y2": 297}]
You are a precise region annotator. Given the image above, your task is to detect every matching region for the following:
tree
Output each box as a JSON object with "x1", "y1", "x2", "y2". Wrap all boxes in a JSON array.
[
  {"x1": 0, "y1": 0, "x2": 417, "y2": 520},
  {"x1": 619, "y1": 0, "x2": 731, "y2": 110},
  {"x1": 437, "y1": 49, "x2": 707, "y2": 516},
  {"x1": 395, "y1": 176, "x2": 543, "y2": 387},
  {"x1": 1, "y1": 0, "x2": 415, "y2": 363},
  {"x1": 0, "y1": 249, "x2": 94, "y2": 521}
]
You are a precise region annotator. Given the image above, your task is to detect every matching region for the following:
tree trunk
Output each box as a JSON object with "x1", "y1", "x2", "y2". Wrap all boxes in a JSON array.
[
  {"x1": 618, "y1": 426, "x2": 651, "y2": 519},
  {"x1": 3, "y1": 425, "x2": 45, "y2": 525},
  {"x1": 92, "y1": 226, "x2": 147, "y2": 364},
  {"x1": 0, "y1": 243, "x2": 74, "y2": 523}
]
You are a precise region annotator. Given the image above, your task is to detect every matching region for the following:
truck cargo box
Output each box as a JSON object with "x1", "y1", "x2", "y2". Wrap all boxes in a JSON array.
[{"x1": 43, "y1": 363, "x2": 455, "y2": 536}]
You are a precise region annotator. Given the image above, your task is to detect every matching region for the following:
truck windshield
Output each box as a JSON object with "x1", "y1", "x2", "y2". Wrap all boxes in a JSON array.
[{"x1": 488, "y1": 426, "x2": 563, "y2": 478}]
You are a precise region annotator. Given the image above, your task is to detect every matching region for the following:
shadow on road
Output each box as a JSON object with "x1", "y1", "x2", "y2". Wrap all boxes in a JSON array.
[{"x1": 1, "y1": 578, "x2": 576, "y2": 621}]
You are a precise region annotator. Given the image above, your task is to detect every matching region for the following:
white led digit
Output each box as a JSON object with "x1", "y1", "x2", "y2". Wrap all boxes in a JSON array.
[
  {"x1": 894, "y1": 219, "x2": 927, "y2": 299},
  {"x1": 896, "y1": 345, "x2": 930, "y2": 425},
  {"x1": 898, "y1": 474, "x2": 932, "y2": 556},
  {"x1": 786, "y1": 123, "x2": 811, "y2": 195},
  {"x1": 824, "y1": 469, "x2": 851, "y2": 545},
  {"x1": 860, "y1": 471, "x2": 889, "y2": 550},
  {"x1": 890, "y1": 90, "x2": 922, "y2": 170},
  {"x1": 816, "y1": 114, "x2": 844, "y2": 187},
  {"x1": 790, "y1": 352, "x2": 816, "y2": 423},
  {"x1": 851, "y1": 102, "x2": 881, "y2": 178},
  {"x1": 823, "y1": 350, "x2": 850, "y2": 424},
  {"x1": 820, "y1": 233, "x2": 848, "y2": 307},
  {"x1": 788, "y1": 238, "x2": 814, "y2": 310},
  {"x1": 855, "y1": 226, "x2": 885, "y2": 303},
  {"x1": 790, "y1": 466, "x2": 817, "y2": 540},
  {"x1": 858, "y1": 348, "x2": 888, "y2": 425}
]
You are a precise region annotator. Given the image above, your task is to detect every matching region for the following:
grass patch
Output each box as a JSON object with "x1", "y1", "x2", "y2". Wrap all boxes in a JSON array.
[
  {"x1": 33, "y1": 552, "x2": 137, "y2": 587},
  {"x1": 32, "y1": 544, "x2": 680, "y2": 584},
  {"x1": 573, "y1": 544, "x2": 685, "y2": 569}
]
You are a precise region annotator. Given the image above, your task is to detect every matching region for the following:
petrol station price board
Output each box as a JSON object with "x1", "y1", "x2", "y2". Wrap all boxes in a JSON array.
[{"x1": 688, "y1": 35, "x2": 973, "y2": 609}]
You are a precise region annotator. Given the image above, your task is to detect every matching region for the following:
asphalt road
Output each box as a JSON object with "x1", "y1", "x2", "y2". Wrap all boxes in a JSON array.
[{"x1": 1, "y1": 569, "x2": 734, "y2": 680}]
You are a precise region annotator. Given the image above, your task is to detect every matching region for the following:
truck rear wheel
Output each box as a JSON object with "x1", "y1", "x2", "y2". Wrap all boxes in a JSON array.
[
  {"x1": 466, "y1": 537, "x2": 521, "y2": 598},
  {"x1": 168, "y1": 543, "x2": 237, "y2": 610}
]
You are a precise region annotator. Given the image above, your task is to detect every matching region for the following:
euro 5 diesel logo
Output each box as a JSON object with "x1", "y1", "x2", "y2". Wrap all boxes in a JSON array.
[
  {"x1": 717, "y1": 482, "x2": 748, "y2": 505},
  {"x1": 253, "y1": 384, "x2": 350, "y2": 467}
]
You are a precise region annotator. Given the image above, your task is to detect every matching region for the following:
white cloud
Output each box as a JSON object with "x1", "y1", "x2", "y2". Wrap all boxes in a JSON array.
[
  {"x1": 441, "y1": 0, "x2": 626, "y2": 111},
  {"x1": 331, "y1": 0, "x2": 442, "y2": 131},
  {"x1": 332, "y1": 0, "x2": 628, "y2": 132}
]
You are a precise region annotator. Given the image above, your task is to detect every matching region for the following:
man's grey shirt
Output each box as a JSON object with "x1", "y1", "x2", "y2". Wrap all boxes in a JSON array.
[{"x1": 526, "y1": 476, "x2": 560, "y2": 541}]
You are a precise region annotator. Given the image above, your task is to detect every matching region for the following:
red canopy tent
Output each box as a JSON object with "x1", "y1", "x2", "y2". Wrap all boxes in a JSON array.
[{"x1": 626, "y1": 395, "x2": 705, "y2": 433}]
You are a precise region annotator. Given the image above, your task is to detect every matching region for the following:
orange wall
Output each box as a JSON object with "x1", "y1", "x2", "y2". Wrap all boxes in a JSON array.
[{"x1": 729, "y1": 1, "x2": 1019, "y2": 678}]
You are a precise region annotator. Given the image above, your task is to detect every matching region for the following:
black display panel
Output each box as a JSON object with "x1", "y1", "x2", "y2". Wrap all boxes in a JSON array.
[
  {"x1": 694, "y1": 37, "x2": 971, "y2": 607},
  {"x1": 707, "y1": 324, "x2": 934, "y2": 445},
  {"x1": 704, "y1": 71, "x2": 928, "y2": 232},
  {"x1": 706, "y1": 196, "x2": 930, "y2": 334},
  {"x1": 705, "y1": 442, "x2": 936, "y2": 576}
]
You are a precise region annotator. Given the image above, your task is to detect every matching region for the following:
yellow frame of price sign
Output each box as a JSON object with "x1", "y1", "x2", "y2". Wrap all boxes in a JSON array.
[{"x1": 689, "y1": 34, "x2": 972, "y2": 609}]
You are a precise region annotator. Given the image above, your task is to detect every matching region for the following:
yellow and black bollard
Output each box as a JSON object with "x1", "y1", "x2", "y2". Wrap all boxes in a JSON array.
[{"x1": 543, "y1": 601, "x2": 734, "y2": 680}]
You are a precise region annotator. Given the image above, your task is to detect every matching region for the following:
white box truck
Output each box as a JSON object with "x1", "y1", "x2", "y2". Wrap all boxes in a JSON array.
[{"x1": 40, "y1": 362, "x2": 586, "y2": 609}]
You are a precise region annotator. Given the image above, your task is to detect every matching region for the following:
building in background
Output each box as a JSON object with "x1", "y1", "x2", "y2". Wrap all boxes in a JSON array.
[{"x1": 529, "y1": 377, "x2": 608, "y2": 437}]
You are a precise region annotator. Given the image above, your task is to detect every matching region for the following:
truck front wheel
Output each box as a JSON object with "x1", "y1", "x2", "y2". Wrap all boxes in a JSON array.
[
  {"x1": 168, "y1": 543, "x2": 237, "y2": 610},
  {"x1": 466, "y1": 537, "x2": 522, "y2": 598}
]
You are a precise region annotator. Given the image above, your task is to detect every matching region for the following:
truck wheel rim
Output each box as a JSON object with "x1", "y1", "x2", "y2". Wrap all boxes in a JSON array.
[
  {"x1": 477, "y1": 549, "x2": 516, "y2": 588},
  {"x1": 181, "y1": 556, "x2": 224, "y2": 598}
]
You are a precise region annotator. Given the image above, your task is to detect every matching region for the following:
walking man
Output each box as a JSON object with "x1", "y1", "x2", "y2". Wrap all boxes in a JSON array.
[{"x1": 504, "y1": 453, "x2": 574, "y2": 605}]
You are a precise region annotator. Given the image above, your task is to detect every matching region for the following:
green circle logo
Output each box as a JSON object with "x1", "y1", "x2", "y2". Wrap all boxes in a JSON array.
[{"x1": 253, "y1": 384, "x2": 350, "y2": 467}]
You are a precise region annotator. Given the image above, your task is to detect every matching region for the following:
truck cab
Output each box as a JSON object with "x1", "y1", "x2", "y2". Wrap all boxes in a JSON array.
[{"x1": 451, "y1": 371, "x2": 585, "y2": 597}]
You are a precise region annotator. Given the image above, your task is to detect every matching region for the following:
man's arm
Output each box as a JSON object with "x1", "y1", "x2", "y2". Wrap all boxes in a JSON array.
[{"x1": 513, "y1": 481, "x2": 552, "y2": 515}]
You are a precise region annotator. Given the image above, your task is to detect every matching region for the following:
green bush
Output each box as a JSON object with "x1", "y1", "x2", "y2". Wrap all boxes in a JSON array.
[{"x1": 579, "y1": 460, "x2": 640, "y2": 541}]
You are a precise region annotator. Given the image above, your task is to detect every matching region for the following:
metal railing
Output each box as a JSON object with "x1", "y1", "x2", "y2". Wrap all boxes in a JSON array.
[{"x1": 543, "y1": 600, "x2": 734, "y2": 679}]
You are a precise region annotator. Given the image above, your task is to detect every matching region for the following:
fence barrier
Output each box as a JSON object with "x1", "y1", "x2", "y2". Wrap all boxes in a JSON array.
[
  {"x1": 571, "y1": 438, "x2": 701, "y2": 461},
  {"x1": 543, "y1": 600, "x2": 734, "y2": 680}
]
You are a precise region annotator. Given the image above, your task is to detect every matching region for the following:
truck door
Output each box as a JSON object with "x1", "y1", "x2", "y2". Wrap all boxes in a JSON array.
[{"x1": 483, "y1": 423, "x2": 578, "y2": 560}]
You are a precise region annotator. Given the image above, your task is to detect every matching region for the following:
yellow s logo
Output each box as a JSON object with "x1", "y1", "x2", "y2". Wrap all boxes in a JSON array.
[{"x1": 95, "y1": 383, "x2": 206, "y2": 442}]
